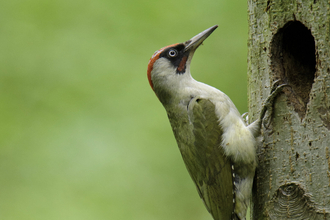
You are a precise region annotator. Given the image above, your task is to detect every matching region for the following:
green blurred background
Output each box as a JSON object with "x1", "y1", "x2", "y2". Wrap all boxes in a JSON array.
[{"x1": 0, "y1": 0, "x2": 248, "y2": 219}]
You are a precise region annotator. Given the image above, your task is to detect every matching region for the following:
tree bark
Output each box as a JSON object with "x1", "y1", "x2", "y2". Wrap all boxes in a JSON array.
[{"x1": 247, "y1": 0, "x2": 330, "y2": 219}]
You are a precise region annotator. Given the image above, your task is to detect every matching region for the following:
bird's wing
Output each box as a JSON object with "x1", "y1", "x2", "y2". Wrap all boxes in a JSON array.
[{"x1": 186, "y1": 97, "x2": 234, "y2": 220}]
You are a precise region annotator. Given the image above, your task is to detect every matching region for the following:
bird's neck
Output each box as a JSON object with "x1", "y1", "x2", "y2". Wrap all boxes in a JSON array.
[{"x1": 162, "y1": 82, "x2": 205, "y2": 111}]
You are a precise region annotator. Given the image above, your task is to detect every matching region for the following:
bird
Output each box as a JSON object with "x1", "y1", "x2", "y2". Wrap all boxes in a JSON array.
[{"x1": 147, "y1": 25, "x2": 286, "y2": 220}]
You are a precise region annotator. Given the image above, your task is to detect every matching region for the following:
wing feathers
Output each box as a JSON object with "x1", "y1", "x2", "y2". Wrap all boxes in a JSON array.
[{"x1": 187, "y1": 98, "x2": 234, "y2": 220}]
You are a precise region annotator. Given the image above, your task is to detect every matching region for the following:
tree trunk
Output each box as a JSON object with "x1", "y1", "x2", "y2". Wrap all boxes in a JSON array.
[{"x1": 247, "y1": 0, "x2": 330, "y2": 219}]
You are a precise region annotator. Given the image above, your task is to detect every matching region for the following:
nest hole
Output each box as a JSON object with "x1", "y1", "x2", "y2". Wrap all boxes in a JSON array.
[{"x1": 271, "y1": 21, "x2": 316, "y2": 119}]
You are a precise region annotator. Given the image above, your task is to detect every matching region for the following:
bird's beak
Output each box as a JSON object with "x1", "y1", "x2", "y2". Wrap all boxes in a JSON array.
[{"x1": 184, "y1": 25, "x2": 218, "y2": 52}]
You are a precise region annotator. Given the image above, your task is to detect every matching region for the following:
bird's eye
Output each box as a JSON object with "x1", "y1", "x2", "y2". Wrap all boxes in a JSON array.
[{"x1": 168, "y1": 49, "x2": 178, "y2": 57}]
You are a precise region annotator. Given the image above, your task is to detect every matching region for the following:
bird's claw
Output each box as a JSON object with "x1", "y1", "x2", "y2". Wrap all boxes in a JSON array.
[
  {"x1": 269, "y1": 79, "x2": 282, "y2": 93},
  {"x1": 260, "y1": 80, "x2": 290, "y2": 128},
  {"x1": 241, "y1": 112, "x2": 249, "y2": 125}
]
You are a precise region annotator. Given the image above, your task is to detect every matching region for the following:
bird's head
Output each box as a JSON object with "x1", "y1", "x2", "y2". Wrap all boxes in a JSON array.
[{"x1": 147, "y1": 25, "x2": 218, "y2": 105}]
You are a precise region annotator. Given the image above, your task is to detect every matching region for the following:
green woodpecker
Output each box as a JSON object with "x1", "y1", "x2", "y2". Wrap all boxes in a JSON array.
[{"x1": 147, "y1": 25, "x2": 285, "y2": 220}]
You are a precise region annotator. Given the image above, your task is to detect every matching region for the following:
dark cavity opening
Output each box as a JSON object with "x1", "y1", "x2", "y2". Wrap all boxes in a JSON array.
[{"x1": 271, "y1": 21, "x2": 316, "y2": 119}]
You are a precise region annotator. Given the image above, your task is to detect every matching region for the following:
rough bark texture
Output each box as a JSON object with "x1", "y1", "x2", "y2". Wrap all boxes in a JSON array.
[{"x1": 247, "y1": 0, "x2": 330, "y2": 219}]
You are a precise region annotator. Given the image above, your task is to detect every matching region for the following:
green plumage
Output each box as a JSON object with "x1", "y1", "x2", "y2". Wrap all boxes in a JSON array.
[{"x1": 168, "y1": 98, "x2": 234, "y2": 220}]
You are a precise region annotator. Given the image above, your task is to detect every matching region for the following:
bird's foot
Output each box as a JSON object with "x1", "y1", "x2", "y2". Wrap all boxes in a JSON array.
[
  {"x1": 260, "y1": 80, "x2": 290, "y2": 128},
  {"x1": 241, "y1": 112, "x2": 249, "y2": 125}
]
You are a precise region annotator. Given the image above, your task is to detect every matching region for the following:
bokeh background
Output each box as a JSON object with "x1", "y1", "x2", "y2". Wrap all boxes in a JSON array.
[{"x1": 1, "y1": 0, "x2": 248, "y2": 219}]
